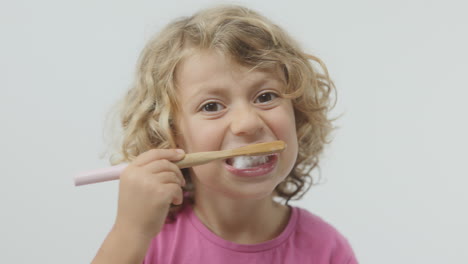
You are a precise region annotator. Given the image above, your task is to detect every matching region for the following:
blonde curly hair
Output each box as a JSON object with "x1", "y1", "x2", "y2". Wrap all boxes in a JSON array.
[{"x1": 112, "y1": 5, "x2": 336, "y2": 208}]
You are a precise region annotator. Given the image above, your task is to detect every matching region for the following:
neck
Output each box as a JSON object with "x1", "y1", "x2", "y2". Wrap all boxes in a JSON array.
[{"x1": 192, "y1": 190, "x2": 290, "y2": 244}]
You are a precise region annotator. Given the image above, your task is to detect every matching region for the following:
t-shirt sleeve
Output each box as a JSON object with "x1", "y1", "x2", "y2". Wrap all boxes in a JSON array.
[
  {"x1": 297, "y1": 208, "x2": 358, "y2": 264},
  {"x1": 331, "y1": 230, "x2": 358, "y2": 264}
]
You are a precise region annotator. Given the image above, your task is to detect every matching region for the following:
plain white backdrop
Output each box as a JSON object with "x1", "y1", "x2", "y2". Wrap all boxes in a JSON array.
[{"x1": 1, "y1": 0, "x2": 467, "y2": 263}]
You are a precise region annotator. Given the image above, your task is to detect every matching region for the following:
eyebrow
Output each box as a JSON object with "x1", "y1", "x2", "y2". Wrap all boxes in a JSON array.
[
  {"x1": 186, "y1": 85, "x2": 228, "y2": 103},
  {"x1": 182, "y1": 75, "x2": 284, "y2": 104}
]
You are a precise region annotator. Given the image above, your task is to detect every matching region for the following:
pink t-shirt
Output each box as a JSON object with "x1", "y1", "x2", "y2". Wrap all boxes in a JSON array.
[{"x1": 143, "y1": 206, "x2": 358, "y2": 263}]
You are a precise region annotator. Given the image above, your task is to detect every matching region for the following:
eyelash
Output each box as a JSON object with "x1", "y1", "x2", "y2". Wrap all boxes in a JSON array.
[
  {"x1": 199, "y1": 91, "x2": 280, "y2": 113},
  {"x1": 201, "y1": 102, "x2": 225, "y2": 112},
  {"x1": 254, "y1": 91, "x2": 279, "y2": 104}
]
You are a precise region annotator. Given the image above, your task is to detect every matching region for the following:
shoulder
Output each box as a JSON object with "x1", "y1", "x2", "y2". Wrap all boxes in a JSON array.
[
  {"x1": 294, "y1": 207, "x2": 342, "y2": 238},
  {"x1": 292, "y1": 207, "x2": 358, "y2": 263}
]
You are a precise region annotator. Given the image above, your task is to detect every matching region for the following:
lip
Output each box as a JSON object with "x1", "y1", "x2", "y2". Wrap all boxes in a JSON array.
[{"x1": 224, "y1": 154, "x2": 278, "y2": 177}]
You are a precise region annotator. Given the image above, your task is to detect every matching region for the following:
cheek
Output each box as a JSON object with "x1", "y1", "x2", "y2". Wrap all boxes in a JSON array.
[
  {"x1": 176, "y1": 118, "x2": 225, "y2": 152},
  {"x1": 271, "y1": 105, "x2": 299, "y2": 164},
  {"x1": 271, "y1": 105, "x2": 297, "y2": 140}
]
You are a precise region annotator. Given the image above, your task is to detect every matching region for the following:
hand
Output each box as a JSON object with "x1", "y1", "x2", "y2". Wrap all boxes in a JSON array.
[{"x1": 113, "y1": 148, "x2": 186, "y2": 239}]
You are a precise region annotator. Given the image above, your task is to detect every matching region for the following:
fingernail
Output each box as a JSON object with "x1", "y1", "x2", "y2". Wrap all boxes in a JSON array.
[{"x1": 176, "y1": 149, "x2": 185, "y2": 154}]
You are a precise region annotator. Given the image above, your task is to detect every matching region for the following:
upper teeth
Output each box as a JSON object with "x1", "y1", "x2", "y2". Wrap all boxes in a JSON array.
[{"x1": 231, "y1": 155, "x2": 270, "y2": 169}]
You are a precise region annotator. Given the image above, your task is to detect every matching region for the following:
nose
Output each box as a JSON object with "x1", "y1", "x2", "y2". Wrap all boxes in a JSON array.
[{"x1": 229, "y1": 104, "x2": 264, "y2": 137}]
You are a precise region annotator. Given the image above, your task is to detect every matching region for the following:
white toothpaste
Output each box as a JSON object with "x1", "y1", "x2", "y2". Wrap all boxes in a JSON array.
[{"x1": 231, "y1": 155, "x2": 270, "y2": 169}]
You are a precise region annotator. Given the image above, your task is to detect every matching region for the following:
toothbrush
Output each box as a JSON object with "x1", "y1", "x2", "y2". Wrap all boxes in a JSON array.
[{"x1": 74, "y1": 140, "x2": 286, "y2": 186}]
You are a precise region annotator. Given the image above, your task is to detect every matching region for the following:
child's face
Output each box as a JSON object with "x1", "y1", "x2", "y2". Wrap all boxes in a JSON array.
[{"x1": 174, "y1": 51, "x2": 298, "y2": 200}]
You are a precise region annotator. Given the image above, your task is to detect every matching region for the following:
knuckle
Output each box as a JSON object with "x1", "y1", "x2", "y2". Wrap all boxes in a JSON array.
[
  {"x1": 159, "y1": 159, "x2": 173, "y2": 170},
  {"x1": 159, "y1": 186, "x2": 179, "y2": 204},
  {"x1": 168, "y1": 183, "x2": 182, "y2": 194},
  {"x1": 169, "y1": 171, "x2": 179, "y2": 179},
  {"x1": 163, "y1": 171, "x2": 176, "y2": 180}
]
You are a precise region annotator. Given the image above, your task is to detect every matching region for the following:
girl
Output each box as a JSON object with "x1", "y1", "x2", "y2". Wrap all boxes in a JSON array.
[{"x1": 92, "y1": 5, "x2": 357, "y2": 264}]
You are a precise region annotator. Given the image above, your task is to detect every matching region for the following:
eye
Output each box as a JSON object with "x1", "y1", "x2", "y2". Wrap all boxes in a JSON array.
[
  {"x1": 201, "y1": 102, "x2": 225, "y2": 112},
  {"x1": 255, "y1": 92, "x2": 278, "y2": 103}
]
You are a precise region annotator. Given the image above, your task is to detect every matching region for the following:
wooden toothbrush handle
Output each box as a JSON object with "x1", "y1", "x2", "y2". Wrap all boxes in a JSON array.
[{"x1": 174, "y1": 151, "x2": 221, "y2": 169}]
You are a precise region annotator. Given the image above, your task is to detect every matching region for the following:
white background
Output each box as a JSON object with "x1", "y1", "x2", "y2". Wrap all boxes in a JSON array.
[{"x1": 1, "y1": 0, "x2": 467, "y2": 263}]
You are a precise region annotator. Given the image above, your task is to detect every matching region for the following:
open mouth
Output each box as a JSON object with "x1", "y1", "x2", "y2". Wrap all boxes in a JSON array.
[{"x1": 225, "y1": 154, "x2": 276, "y2": 169}]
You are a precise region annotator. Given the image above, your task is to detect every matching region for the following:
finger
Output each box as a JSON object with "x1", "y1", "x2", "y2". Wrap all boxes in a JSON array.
[
  {"x1": 151, "y1": 171, "x2": 185, "y2": 186},
  {"x1": 166, "y1": 183, "x2": 184, "y2": 205},
  {"x1": 133, "y1": 148, "x2": 185, "y2": 167},
  {"x1": 144, "y1": 160, "x2": 185, "y2": 186}
]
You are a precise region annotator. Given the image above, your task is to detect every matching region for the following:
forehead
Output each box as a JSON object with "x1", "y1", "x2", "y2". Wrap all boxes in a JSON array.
[
  {"x1": 175, "y1": 50, "x2": 284, "y2": 95},
  {"x1": 175, "y1": 50, "x2": 234, "y2": 86}
]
